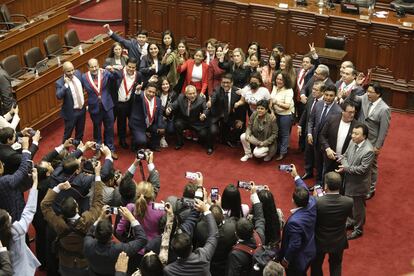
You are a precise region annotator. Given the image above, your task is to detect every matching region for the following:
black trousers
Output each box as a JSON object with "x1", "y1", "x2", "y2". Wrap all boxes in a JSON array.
[
  {"x1": 115, "y1": 101, "x2": 132, "y2": 142},
  {"x1": 175, "y1": 118, "x2": 212, "y2": 148},
  {"x1": 311, "y1": 249, "x2": 344, "y2": 276},
  {"x1": 210, "y1": 118, "x2": 243, "y2": 145},
  {"x1": 62, "y1": 108, "x2": 86, "y2": 143}
]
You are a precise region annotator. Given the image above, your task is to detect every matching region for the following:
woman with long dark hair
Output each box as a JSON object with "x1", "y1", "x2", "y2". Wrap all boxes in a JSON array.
[
  {"x1": 104, "y1": 42, "x2": 128, "y2": 70},
  {"x1": 261, "y1": 53, "x2": 280, "y2": 91},
  {"x1": 162, "y1": 39, "x2": 190, "y2": 92},
  {"x1": 257, "y1": 188, "x2": 282, "y2": 246},
  {"x1": 221, "y1": 184, "x2": 249, "y2": 218},
  {"x1": 158, "y1": 76, "x2": 178, "y2": 148},
  {"x1": 207, "y1": 43, "x2": 226, "y2": 96},
  {"x1": 139, "y1": 42, "x2": 167, "y2": 85},
  {"x1": 177, "y1": 48, "x2": 209, "y2": 96}
]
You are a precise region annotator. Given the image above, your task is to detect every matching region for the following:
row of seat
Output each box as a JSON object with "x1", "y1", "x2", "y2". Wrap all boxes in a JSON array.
[
  {"x1": 1, "y1": 29, "x2": 83, "y2": 78},
  {"x1": 0, "y1": 4, "x2": 29, "y2": 31}
]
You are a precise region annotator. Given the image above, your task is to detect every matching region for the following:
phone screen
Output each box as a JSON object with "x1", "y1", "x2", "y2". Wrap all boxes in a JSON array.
[
  {"x1": 211, "y1": 188, "x2": 219, "y2": 201},
  {"x1": 237, "y1": 181, "x2": 251, "y2": 190}
]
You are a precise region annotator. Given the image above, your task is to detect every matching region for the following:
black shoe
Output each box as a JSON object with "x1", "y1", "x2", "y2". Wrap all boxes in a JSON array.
[
  {"x1": 119, "y1": 141, "x2": 129, "y2": 149},
  {"x1": 149, "y1": 146, "x2": 161, "y2": 152},
  {"x1": 366, "y1": 191, "x2": 375, "y2": 200},
  {"x1": 301, "y1": 172, "x2": 314, "y2": 180},
  {"x1": 175, "y1": 144, "x2": 183, "y2": 150},
  {"x1": 226, "y1": 141, "x2": 236, "y2": 148},
  {"x1": 347, "y1": 231, "x2": 363, "y2": 240},
  {"x1": 207, "y1": 148, "x2": 214, "y2": 155}
]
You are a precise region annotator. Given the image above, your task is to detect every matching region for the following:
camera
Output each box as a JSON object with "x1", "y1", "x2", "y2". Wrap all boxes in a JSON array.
[
  {"x1": 211, "y1": 188, "x2": 219, "y2": 201},
  {"x1": 194, "y1": 187, "x2": 204, "y2": 201},
  {"x1": 95, "y1": 143, "x2": 101, "y2": 151},
  {"x1": 71, "y1": 139, "x2": 81, "y2": 147},
  {"x1": 106, "y1": 207, "x2": 118, "y2": 215},
  {"x1": 279, "y1": 164, "x2": 293, "y2": 172},
  {"x1": 136, "y1": 149, "x2": 149, "y2": 160},
  {"x1": 182, "y1": 198, "x2": 195, "y2": 208}
]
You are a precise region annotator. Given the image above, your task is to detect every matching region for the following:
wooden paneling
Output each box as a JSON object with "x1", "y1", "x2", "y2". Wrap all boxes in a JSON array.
[
  {"x1": 0, "y1": 0, "x2": 77, "y2": 17},
  {"x1": 126, "y1": 0, "x2": 414, "y2": 111},
  {"x1": 0, "y1": 9, "x2": 68, "y2": 66},
  {"x1": 14, "y1": 35, "x2": 113, "y2": 130}
]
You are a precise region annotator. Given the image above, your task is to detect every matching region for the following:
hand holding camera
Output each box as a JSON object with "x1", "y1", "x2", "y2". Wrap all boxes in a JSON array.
[
  {"x1": 57, "y1": 181, "x2": 71, "y2": 191},
  {"x1": 119, "y1": 206, "x2": 136, "y2": 222}
]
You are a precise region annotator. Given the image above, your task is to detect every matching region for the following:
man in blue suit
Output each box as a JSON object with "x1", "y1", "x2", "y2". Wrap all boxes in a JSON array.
[
  {"x1": 82, "y1": 58, "x2": 118, "y2": 159},
  {"x1": 280, "y1": 164, "x2": 317, "y2": 276},
  {"x1": 56, "y1": 61, "x2": 86, "y2": 143},
  {"x1": 129, "y1": 82, "x2": 165, "y2": 151},
  {"x1": 306, "y1": 84, "x2": 342, "y2": 185},
  {"x1": 110, "y1": 57, "x2": 143, "y2": 149}
]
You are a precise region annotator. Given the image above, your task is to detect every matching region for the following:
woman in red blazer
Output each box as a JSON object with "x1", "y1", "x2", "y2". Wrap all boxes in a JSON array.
[
  {"x1": 207, "y1": 43, "x2": 226, "y2": 96},
  {"x1": 177, "y1": 48, "x2": 209, "y2": 95}
]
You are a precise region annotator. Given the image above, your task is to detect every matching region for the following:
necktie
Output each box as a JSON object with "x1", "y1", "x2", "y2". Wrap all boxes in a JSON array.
[
  {"x1": 367, "y1": 102, "x2": 373, "y2": 117},
  {"x1": 187, "y1": 99, "x2": 191, "y2": 116},
  {"x1": 72, "y1": 79, "x2": 83, "y2": 108},
  {"x1": 320, "y1": 104, "x2": 329, "y2": 123},
  {"x1": 310, "y1": 98, "x2": 318, "y2": 113},
  {"x1": 92, "y1": 75, "x2": 98, "y2": 87}
]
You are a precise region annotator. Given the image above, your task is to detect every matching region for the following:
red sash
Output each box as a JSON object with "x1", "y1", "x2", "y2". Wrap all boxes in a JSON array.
[
  {"x1": 86, "y1": 70, "x2": 103, "y2": 97},
  {"x1": 122, "y1": 68, "x2": 136, "y2": 98},
  {"x1": 144, "y1": 96, "x2": 157, "y2": 126}
]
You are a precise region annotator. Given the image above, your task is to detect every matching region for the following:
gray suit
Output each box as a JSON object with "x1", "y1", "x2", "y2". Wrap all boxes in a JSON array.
[
  {"x1": 353, "y1": 93, "x2": 391, "y2": 192},
  {"x1": 341, "y1": 139, "x2": 375, "y2": 234}
]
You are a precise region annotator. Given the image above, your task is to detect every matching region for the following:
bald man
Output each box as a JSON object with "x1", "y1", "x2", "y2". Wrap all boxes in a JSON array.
[
  {"x1": 56, "y1": 61, "x2": 86, "y2": 143},
  {"x1": 82, "y1": 59, "x2": 118, "y2": 159}
]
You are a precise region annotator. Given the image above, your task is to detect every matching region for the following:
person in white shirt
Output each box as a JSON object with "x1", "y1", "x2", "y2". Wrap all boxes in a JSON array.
[{"x1": 0, "y1": 104, "x2": 19, "y2": 130}]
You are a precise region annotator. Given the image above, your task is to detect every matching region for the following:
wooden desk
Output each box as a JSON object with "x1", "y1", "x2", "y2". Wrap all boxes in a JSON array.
[
  {"x1": 125, "y1": 0, "x2": 414, "y2": 111},
  {"x1": 13, "y1": 34, "x2": 113, "y2": 130},
  {"x1": 0, "y1": 8, "x2": 68, "y2": 66},
  {"x1": 0, "y1": 0, "x2": 78, "y2": 18}
]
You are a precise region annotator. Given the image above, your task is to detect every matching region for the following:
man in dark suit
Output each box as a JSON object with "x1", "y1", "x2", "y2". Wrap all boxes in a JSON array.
[
  {"x1": 336, "y1": 123, "x2": 375, "y2": 240},
  {"x1": 320, "y1": 102, "x2": 357, "y2": 175},
  {"x1": 0, "y1": 127, "x2": 40, "y2": 175},
  {"x1": 280, "y1": 164, "x2": 317, "y2": 276},
  {"x1": 310, "y1": 172, "x2": 353, "y2": 276},
  {"x1": 56, "y1": 61, "x2": 86, "y2": 143},
  {"x1": 307, "y1": 85, "x2": 342, "y2": 185},
  {"x1": 110, "y1": 57, "x2": 143, "y2": 149},
  {"x1": 195, "y1": 204, "x2": 237, "y2": 276},
  {"x1": 129, "y1": 82, "x2": 165, "y2": 151},
  {"x1": 104, "y1": 24, "x2": 148, "y2": 62},
  {"x1": 226, "y1": 183, "x2": 265, "y2": 276},
  {"x1": 164, "y1": 199, "x2": 218, "y2": 276},
  {"x1": 166, "y1": 85, "x2": 212, "y2": 154},
  {"x1": 299, "y1": 81, "x2": 324, "y2": 179},
  {"x1": 209, "y1": 74, "x2": 246, "y2": 148},
  {"x1": 84, "y1": 205, "x2": 147, "y2": 276},
  {"x1": 0, "y1": 136, "x2": 32, "y2": 221},
  {"x1": 82, "y1": 58, "x2": 118, "y2": 159},
  {"x1": 300, "y1": 64, "x2": 334, "y2": 102},
  {"x1": 0, "y1": 67, "x2": 16, "y2": 115},
  {"x1": 350, "y1": 82, "x2": 391, "y2": 200}
]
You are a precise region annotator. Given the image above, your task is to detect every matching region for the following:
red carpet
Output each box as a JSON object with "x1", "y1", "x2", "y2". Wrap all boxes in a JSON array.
[{"x1": 31, "y1": 111, "x2": 414, "y2": 276}]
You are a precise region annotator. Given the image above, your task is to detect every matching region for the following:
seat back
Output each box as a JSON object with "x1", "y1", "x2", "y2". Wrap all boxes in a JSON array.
[
  {"x1": 1, "y1": 55, "x2": 25, "y2": 78},
  {"x1": 24, "y1": 47, "x2": 44, "y2": 68},
  {"x1": 0, "y1": 4, "x2": 14, "y2": 29},
  {"x1": 43, "y1": 34, "x2": 64, "y2": 57},
  {"x1": 64, "y1": 29, "x2": 80, "y2": 47},
  {"x1": 324, "y1": 35, "x2": 346, "y2": 50}
]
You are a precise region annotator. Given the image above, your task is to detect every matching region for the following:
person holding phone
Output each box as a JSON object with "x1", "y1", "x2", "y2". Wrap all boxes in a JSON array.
[
  {"x1": 56, "y1": 61, "x2": 86, "y2": 144},
  {"x1": 41, "y1": 162, "x2": 104, "y2": 276},
  {"x1": 0, "y1": 103, "x2": 19, "y2": 129}
]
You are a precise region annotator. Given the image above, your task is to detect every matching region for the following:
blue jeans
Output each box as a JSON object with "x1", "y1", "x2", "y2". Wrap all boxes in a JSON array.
[{"x1": 277, "y1": 114, "x2": 292, "y2": 155}]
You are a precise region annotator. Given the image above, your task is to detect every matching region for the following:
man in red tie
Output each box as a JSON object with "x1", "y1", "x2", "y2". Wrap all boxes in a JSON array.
[{"x1": 82, "y1": 58, "x2": 118, "y2": 159}]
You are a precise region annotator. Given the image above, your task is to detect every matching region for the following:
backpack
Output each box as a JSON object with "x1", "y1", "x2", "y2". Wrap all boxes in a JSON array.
[{"x1": 233, "y1": 231, "x2": 279, "y2": 276}]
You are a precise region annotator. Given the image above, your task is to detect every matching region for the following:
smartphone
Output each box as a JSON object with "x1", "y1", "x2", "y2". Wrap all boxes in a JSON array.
[
  {"x1": 110, "y1": 207, "x2": 119, "y2": 215},
  {"x1": 256, "y1": 185, "x2": 265, "y2": 191},
  {"x1": 152, "y1": 202, "x2": 165, "y2": 211},
  {"x1": 27, "y1": 160, "x2": 34, "y2": 171},
  {"x1": 71, "y1": 139, "x2": 81, "y2": 147},
  {"x1": 211, "y1": 188, "x2": 219, "y2": 201},
  {"x1": 279, "y1": 164, "x2": 292, "y2": 172},
  {"x1": 314, "y1": 185, "x2": 324, "y2": 197},
  {"x1": 237, "y1": 180, "x2": 251, "y2": 190},
  {"x1": 28, "y1": 128, "x2": 36, "y2": 136},
  {"x1": 336, "y1": 154, "x2": 344, "y2": 162},
  {"x1": 185, "y1": 172, "x2": 198, "y2": 181}
]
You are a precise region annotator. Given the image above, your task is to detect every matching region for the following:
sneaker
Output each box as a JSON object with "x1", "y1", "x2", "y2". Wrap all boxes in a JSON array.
[
  {"x1": 240, "y1": 154, "x2": 253, "y2": 162},
  {"x1": 160, "y1": 137, "x2": 168, "y2": 148}
]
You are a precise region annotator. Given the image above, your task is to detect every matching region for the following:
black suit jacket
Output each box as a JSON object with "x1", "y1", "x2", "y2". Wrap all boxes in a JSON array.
[
  {"x1": 210, "y1": 86, "x2": 245, "y2": 124},
  {"x1": 308, "y1": 101, "x2": 342, "y2": 146},
  {"x1": 300, "y1": 77, "x2": 334, "y2": 98},
  {"x1": 171, "y1": 94, "x2": 208, "y2": 128},
  {"x1": 315, "y1": 194, "x2": 353, "y2": 252},
  {"x1": 0, "y1": 142, "x2": 38, "y2": 175},
  {"x1": 319, "y1": 115, "x2": 356, "y2": 154}
]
